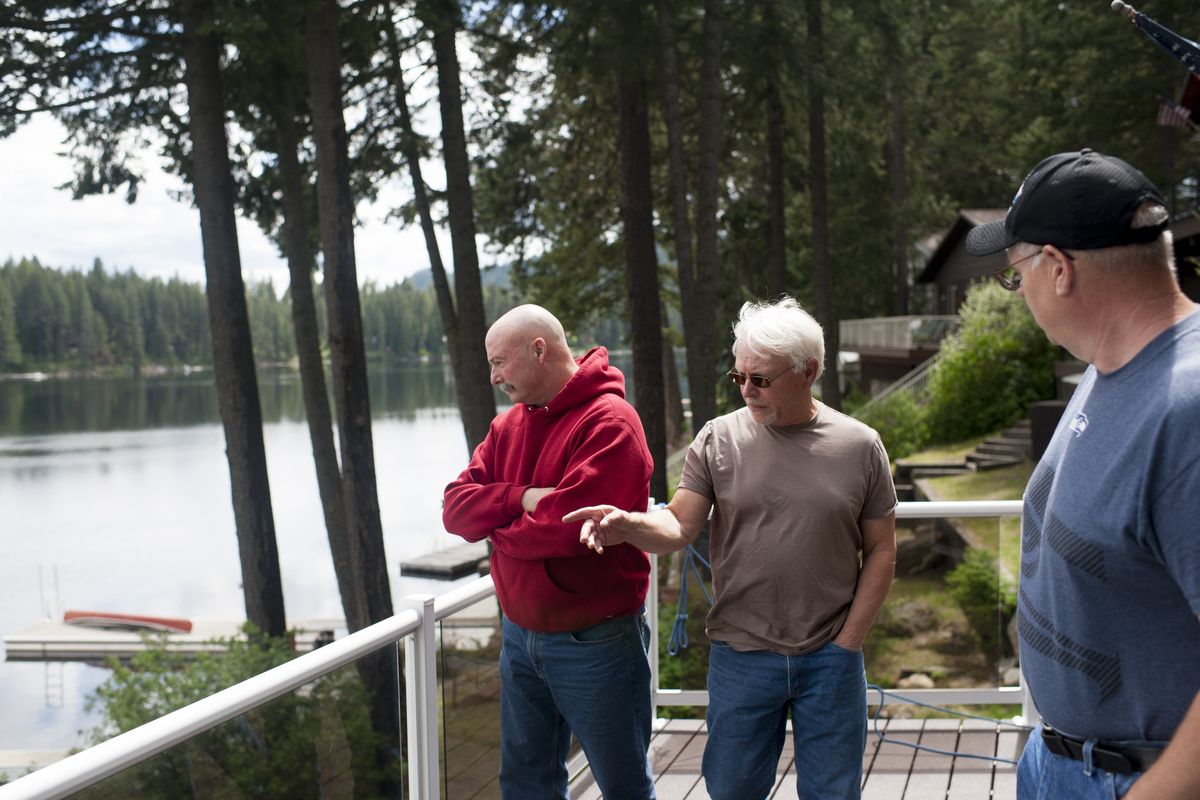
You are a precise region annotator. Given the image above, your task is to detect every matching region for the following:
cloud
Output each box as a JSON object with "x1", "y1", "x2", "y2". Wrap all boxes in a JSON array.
[{"x1": 0, "y1": 115, "x2": 444, "y2": 289}]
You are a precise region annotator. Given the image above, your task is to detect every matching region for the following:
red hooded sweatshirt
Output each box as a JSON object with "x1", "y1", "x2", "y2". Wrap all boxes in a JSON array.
[{"x1": 442, "y1": 347, "x2": 652, "y2": 632}]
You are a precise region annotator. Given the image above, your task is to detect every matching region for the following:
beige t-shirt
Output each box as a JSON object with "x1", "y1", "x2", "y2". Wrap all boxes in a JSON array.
[{"x1": 679, "y1": 403, "x2": 896, "y2": 655}]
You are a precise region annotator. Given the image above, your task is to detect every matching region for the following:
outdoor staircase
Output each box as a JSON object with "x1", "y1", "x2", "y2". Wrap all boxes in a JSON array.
[
  {"x1": 893, "y1": 419, "x2": 1032, "y2": 500},
  {"x1": 964, "y1": 419, "x2": 1032, "y2": 471}
]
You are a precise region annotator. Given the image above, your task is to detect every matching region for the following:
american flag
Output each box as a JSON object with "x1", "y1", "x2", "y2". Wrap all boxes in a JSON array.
[{"x1": 1157, "y1": 99, "x2": 1193, "y2": 128}]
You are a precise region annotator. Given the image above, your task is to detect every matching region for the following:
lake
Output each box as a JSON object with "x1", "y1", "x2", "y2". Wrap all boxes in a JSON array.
[{"x1": 0, "y1": 364, "x2": 488, "y2": 757}]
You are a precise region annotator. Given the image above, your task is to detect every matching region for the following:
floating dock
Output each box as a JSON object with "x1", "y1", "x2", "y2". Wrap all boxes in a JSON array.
[
  {"x1": 400, "y1": 541, "x2": 489, "y2": 579},
  {"x1": 2, "y1": 619, "x2": 341, "y2": 663}
]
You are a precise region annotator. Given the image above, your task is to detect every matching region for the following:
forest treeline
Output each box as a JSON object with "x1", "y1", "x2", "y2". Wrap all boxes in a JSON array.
[{"x1": 0, "y1": 256, "x2": 524, "y2": 372}]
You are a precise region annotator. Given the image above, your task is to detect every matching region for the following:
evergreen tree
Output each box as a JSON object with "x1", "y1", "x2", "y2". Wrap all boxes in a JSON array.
[{"x1": 0, "y1": 274, "x2": 22, "y2": 369}]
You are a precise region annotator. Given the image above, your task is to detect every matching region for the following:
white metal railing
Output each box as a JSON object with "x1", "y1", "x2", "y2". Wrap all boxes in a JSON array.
[
  {"x1": 647, "y1": 500, "x2": 1030, "y2": 719},
  {"x1": 0, "y1": 500, "x2": 1025, "y2": 799},
  {"x1": 839, "y1": 315, "x2": 959, "y2": 350}
]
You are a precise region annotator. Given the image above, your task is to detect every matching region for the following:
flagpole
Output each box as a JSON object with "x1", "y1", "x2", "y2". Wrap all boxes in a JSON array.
[{"x1": 1112, "y1": 1, "x2": 1200, "y2": 78}]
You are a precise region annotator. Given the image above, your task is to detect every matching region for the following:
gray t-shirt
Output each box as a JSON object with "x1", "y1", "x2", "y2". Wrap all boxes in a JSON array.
[
  {"x1": 679, "y1": 403, "x2": 897, "y2": 655},
  {"x1": 1020, "y1": 308, "x2": 1200, "y2": 744}
]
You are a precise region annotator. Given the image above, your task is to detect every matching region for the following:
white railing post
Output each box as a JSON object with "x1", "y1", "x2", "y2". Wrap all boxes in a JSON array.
[
  {"x1": 648, "y1": 553, "x2": 659, "y2": 717},
  {"x1": 1019, "y1": 663, "x2": 1039, "y2": 727},
  {"x1": 404, "y1": 594, "x2": 438, "y2": 800}
]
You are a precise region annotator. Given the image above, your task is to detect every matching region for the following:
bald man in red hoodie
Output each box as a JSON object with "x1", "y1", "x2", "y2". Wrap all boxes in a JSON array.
[{"x1": 443, "y1": 304, "x2": 656, "y2": 799}]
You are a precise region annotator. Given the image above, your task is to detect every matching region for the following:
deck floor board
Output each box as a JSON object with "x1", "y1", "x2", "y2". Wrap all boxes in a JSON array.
[{"x1": 448, "y1": 717, "x2": 1027, "y2": 799}]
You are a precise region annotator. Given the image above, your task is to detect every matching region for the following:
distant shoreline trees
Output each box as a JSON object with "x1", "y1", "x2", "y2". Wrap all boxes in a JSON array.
[{"x1": 0, "y1": 256, "x2": 518, "y2": 374}]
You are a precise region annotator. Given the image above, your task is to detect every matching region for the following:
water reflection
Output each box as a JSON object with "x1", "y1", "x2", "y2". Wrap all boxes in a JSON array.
[{"x1": 0, "y1": 364, "x2": 462, "y2": 436}]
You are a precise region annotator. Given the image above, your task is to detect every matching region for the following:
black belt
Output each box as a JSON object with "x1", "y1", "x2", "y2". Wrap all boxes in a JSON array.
[{"x1": 1041, "y1": 724, "x2": 1165, "y2": 775}]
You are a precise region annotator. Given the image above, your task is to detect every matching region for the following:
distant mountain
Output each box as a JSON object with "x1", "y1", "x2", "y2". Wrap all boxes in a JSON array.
[{"x1": 406, "y1": 263, "x2": 513, "y2": 292}]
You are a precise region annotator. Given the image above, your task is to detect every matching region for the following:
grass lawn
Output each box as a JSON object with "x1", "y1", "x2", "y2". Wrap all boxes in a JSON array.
[{"x1": 899, "y1": 434, "x2": 988, "y2": 463}]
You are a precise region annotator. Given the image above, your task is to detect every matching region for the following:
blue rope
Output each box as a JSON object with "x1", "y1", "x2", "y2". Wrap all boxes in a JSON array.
[
  {"x1": 668, "y1": 545, "x2": 712, "y2": 656},
  {"x1": 867, "y1": 682, "x2": 1033, "y2": 765}
]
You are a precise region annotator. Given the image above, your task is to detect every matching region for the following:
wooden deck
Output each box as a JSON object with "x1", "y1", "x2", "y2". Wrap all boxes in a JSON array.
[
  {"x1": 438, "y1": 647, "x2": 1028, "y2": 798},
  {"x1": 568, "y1": 717, "x2": 1026, "y2": 800}
]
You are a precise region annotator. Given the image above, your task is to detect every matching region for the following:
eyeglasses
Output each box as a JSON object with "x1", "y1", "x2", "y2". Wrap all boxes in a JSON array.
[
  {"x1": 728, "y1": 368, "x2": 791, "y2": 389},
  {"x1": 993, "y1": 249, "x2": 1041, "y2": 291},
  {"x1": 994, "y1": 247, "x2": 1075, "y2": 291}
]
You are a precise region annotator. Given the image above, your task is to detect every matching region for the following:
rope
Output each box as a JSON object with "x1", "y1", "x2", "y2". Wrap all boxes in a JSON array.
[
  {"x1": 667, "y1": 545, "x2": 712, "y2": 656},
  {"x1": 867, "y1": 682, "x2": 1033, "y2": 765}
]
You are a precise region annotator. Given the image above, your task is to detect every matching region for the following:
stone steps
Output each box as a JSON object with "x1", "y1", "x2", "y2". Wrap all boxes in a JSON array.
[{"x1": 894, "y1": 420, "x2": 1033, "y2": 497}]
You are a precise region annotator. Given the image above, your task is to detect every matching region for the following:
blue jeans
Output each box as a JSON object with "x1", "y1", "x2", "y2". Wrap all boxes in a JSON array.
[
  {"x1": 498, "y1": 612, "x2": 655, "y2": 800},
  {"x1": 1017, "y1": 727, "x2": 1141, "y2": 799},
  {"x1": 703, "y1": 639, "x2": 866, "y2": 800}
]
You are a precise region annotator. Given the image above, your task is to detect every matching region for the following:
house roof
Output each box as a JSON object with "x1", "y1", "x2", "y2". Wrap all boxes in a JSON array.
[
  {"x1": 916, "y1": 209, "x2": 1005, "y2": 284},
  {"x1": 917, "y1": 208, "x2": 1200, "y2": 285}
]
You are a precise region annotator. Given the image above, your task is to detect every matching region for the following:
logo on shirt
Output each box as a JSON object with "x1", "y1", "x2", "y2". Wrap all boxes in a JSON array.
[{"x1": 1068, "y1": 413, "x2": 1089, "y2": 438}]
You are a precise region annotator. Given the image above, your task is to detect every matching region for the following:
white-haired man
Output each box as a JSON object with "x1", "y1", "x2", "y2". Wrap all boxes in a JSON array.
[
  {"x1": 965, "y1": 148, "x2": 1200, "y2": 800},
  {"x1": 565, "y1": 297, "x2": 897, "y2": 799}
]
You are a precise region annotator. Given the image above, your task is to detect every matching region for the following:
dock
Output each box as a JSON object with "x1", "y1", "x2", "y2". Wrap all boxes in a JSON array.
[
  {"x1": 2, "y1": 619, "x2": 341, "y2": 662},
  {"x1": 400, "y1": 541, "x2": 489, "y2": 579}
]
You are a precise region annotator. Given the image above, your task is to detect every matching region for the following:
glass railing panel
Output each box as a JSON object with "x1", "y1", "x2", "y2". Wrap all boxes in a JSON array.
[
  {"x1": 868, "y1": 515, "x2": 1020, "y2": 720},
  {"x1": 66, "y1": 639, "x2": 406, "y2": 800},
  {"x1": 437, "y1": 595, "x2": 502, "y2": 798},
  {"x1": 655, "y1": 543, "x2": 712, "y2": 716}
]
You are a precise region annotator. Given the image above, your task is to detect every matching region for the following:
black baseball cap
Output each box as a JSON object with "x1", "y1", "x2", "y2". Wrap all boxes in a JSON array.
[{"x1": 965, "y1": 148, "x2": 1168, "y2": 256}]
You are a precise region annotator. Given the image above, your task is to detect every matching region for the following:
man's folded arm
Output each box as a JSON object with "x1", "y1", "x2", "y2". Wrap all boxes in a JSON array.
[
  {"x1": 442, "y1": 434, "x2": 527, "y2": 541},
  {"x1": 491, "y1": 420, "x2": 650, "y2": 560}
]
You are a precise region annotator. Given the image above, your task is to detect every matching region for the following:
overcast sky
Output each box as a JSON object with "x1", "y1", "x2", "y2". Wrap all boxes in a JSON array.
[{"x1": 0, "y1": 114, "x2": 455, "y2": 289}]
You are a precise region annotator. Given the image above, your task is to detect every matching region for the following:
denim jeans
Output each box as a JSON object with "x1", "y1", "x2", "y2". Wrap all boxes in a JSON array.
[
  {"x1": 498, "y1": 611, "x2": 655, "y2": 800},
  {"x1": 1017, "y1": 727, "x2": 1141, "y2": 800},
  {"x1": 703, "y1": 639, "x2": 867, "y2": 800}
]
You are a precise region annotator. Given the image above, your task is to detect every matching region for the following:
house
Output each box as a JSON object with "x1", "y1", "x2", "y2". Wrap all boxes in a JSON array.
[
  {"x1": 839, "y1": 208, "x2": 1200, "y2": 398},
  {"x1": 917, "y1": 208, "x2": 1200, "y2": 313}
]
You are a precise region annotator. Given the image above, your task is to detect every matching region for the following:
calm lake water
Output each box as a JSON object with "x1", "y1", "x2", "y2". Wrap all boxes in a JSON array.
[{"x1": 0, "y1": 364, "x2": 490, "y2": 755}]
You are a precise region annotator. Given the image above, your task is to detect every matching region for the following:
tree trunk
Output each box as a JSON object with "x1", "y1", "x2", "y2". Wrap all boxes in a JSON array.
[
  {"x1": 764, "y1": 0, "x2": 788, "y2": 297},
  {"x1": 805, "y1": 0, "x2": 841, "y2": 409},
  {"x1": 384, "y1": 12, "x2": 478, "y2": 453},
  {"x1": 692, "y1": 0, "x2": 724, "y2": 432},
  {"x1": 273, "y1": 93, "x2": 366, "y2": 632},
  {"x1": 885, "y1": 15, "x2": 910, "y2": 316},
  {"x1": 306, "y1": 0, "x2": 392, "y2": 629},
  {"x1": 179, "y1": 0, "x2": 285, "y2": 638},
  {"x1": 654, "y1": 0, "x2": 708, "y2": 438},
  {"x1": 306, "y1": 0, "x2": 402, "y2": 782},
  {"x1": 617, "y1": 76, "x2": 667, "y2": 501},
  {"x1": 428, "y1": 1, "x2": 496, "y2": 454},
  {"x1": 662, "y1": 327, "x2": 685, "y2": 450}
]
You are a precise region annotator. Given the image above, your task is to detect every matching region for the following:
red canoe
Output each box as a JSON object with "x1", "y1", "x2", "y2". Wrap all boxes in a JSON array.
[{"x1": 63, "y1": 610, "x2": 194, "y2": 634}]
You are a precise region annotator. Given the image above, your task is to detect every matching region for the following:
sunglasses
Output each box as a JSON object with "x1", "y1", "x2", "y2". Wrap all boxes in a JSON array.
[
  {"x1": 727, "y1": 368, "x2": 791, "y2": 389},
  {"x1": 994, "y1": 247, "x2": 1075, "y2": 291}
]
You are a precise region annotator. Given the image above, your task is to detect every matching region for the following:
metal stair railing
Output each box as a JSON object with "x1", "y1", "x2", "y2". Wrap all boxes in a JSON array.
[{"x1": 852, "y1": 351, "x2": 943, "y2": 420}]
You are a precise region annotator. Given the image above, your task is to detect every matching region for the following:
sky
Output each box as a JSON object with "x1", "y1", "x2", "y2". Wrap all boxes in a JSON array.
[{"x1": 0, "y1": 114, "x2": 457, "y2": 289}]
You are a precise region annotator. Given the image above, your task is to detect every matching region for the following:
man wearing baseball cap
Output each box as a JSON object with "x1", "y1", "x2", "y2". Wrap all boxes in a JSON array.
[{"x1": 966, "y1": 148, "x2": 1200, "y2": 799}]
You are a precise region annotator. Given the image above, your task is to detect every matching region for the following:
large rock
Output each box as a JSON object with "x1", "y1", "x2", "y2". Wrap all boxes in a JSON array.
[{"x1": 895, "y1": 521, "x2": 968, "y2": 576}]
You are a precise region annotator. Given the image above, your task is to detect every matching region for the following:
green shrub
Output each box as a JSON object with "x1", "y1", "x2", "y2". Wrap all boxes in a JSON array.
[
  {"x1": 78, "y1": 629, "x2": 398, "y2": 799},
  {"x1": 945, "y1": 548, "x2": 1017, "y2": 659},
  {"x1": 924, "y1": 283, "x2": 1057, "y2": 443},
  {"x1": 856, "y1": 389, "x2": 931, "y2": 460}
]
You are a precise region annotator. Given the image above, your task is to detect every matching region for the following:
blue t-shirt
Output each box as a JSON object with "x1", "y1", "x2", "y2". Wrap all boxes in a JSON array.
[{"x1": 1020, "y1": 307, "x2": 1200, "y2": 744}]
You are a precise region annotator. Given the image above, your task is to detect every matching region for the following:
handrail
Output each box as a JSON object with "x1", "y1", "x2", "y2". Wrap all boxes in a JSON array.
[
  {"x1": 647, "y1": 499, "x2": 1032, "y2": 720},
  {"x1": 0, "y1": 606, "x2": 426, "y2": 800},
  {"x1": 897, "y1": 499, "x2": 1022, "y2": 518},
  {"x1": 2, "y1": 502, "x2": 1027, "y2": 799}
]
